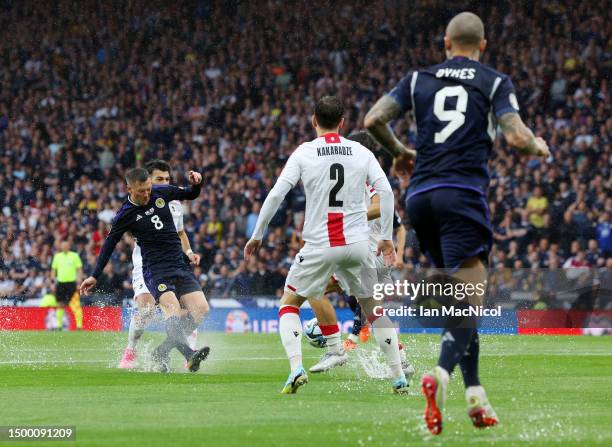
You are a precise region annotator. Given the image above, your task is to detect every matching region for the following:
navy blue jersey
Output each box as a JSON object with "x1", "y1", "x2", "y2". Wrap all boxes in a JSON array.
[
  {"x1": 91, "y1": 183, "x2": 202, "y2": 281},
  {"x1": 388, "y1": 56, "x2": 519, "y2": 197}
]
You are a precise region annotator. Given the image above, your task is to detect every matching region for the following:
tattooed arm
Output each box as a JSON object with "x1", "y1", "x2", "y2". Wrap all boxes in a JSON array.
[
  {"x1": 498, "y1": 112, "x2": 550, "y2": 157},
  {"x1": 364, "y1": 95, "x2": 417, "y2": 160}
]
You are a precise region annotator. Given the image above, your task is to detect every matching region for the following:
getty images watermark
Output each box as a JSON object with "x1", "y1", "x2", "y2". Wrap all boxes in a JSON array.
[{"x1": 371, "y1": 279, "x2": 503, "y2": 318}]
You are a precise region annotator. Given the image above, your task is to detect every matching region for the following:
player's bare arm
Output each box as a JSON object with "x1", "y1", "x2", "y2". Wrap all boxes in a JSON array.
[
  {"x1": 498, "y1": 112, "x2": 550, "y2": 157},
  {"x1": 243, "y1": 239, "x2": 262, "y2": 261},
  {"x1": 179, "y1": 230, "x2": 200, "y2": 266},
  {"x1": 367, "y1": 194, "x2": 381, "y2": 220},
  {"x1": 377, "y1": 239, "x2": 396, "y2": 266},
  {"x1": 394, "y1": 223, "x2": 406, "y2": 269},
  {"x1": 364, "y1": 95, "x2": 416, "y2": 160},
  {"x1": 79, "y1": 276, "x2": 97, "y2": 295}
]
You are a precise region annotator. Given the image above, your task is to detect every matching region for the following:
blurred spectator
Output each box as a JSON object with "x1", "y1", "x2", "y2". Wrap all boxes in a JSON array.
[{"x1": 527, "y1": 186, "x2": 548, "y2": 229}]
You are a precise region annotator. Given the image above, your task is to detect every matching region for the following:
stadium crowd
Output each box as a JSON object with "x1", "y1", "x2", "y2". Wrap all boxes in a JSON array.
[{"x1": 0, "y1": 0, "x2": 610, "y2": 307}]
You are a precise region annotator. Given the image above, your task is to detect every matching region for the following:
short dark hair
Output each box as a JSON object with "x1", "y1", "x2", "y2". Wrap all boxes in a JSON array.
[
  {"x1": 446, "y1": 12, "x2": 484, "y2": 49},
  {"x1": 145, "y1": 159, "x2": 171, "y2": 175},
  {"x1": 125, "y1": 167, "x2": 150, "y2": 185},
  {"x1": 314, "y1": 96, "x2": 344, "y2": 130},
  {"x1": 347, "y1": 130, "x2": 378, "y2": 151}
]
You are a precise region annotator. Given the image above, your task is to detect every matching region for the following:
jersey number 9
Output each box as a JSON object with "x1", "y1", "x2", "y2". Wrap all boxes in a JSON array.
[{"x1": 433, "y1": 86, "x2": 468, "y2": 143}]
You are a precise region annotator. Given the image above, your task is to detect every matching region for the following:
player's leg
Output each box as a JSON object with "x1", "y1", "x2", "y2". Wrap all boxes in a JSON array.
[
  {"x1": 178, "y1": 290, "x2": 208, "y2": 331},
  {"x1": 309, "y1": 295, "x2": 341, "y2": 352},
  {"x1": 323, "y1": 277, "x2": 363, "y2": 350},
  {"x1": 421, "y1": 258, "x2": 484, "y2": 435},
  {"x1": 279, "y1": 245, "x2": 332, "y2": 393},
  {"x1": 307, "y1": 294, "x2": 348, "y2": 373},
  {"x1": 178, "y1": 290, "x2": 210, "y2": 363},
  {"x1": 405, "y1": 190, "x2": 449, "y2": 434},
  {"x1": 357, "y1": 297, "x2": 408, "y2": 393},
  {"x1": 279, "y1": 291, "x2": 307, "y2": 393},
  {"x1": 128, "y1": 294, "x2": 157, "y2": 349},
  {"x1": 337, "y1": 241, "x2": 408, "y2": 393},
  {"x1": 176, "y1": 270, "x2": 209, "y2": 349},
  {"x1": 453, "y1": 258, "x2": 498, "y2": 428},
  {"x1": 154, "y1": 290, "x2": 208, "y2": 372},
  {"x1": 186, "y1": 328, "x2": 198, "y2": 351},
  {"x1": 344, "y1": 295, "x2": 364, "y2": 349},
  {"x1": 437, "y1": 256, "x2": 485, "y2": 383},
  {"x1": 119, "y1": 292, "x2": 156, "y2": 369},
  {"x1": 460, "y1": 330, "x2": 498, "y2": 427},
  {"x1": 374, "y1": 250, "x2": 415, "y2": 379},
  {"x1": 122, "y1": 269, "x2": 158, "y2": 365},
  {"x1": 120, "y1": 265, "x2": 157, "y2": 368},
  {"x1": 416, "y1": 188, "x2": 497, "y2": 434}
]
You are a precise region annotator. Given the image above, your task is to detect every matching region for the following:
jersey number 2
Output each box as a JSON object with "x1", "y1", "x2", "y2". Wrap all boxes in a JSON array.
[
  {"x1": 433, "y1": 86, "x2": 468, "y2": 143},
  {"x1": 329, "y1": 163, "x2": 344, "y2": 207},
  {"x1": 151, "y1": 215, "x2": 164, "y2": 230}
]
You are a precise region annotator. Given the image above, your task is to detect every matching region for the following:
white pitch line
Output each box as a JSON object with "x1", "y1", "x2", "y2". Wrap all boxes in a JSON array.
[
  {"x1": 1, "y1": 351, "x2": 611, "y2": 366},
  {"x1": 0, "y1": 360, "x2": 110, "y2": 365},
  {"x1": 3, "y1": 349, "x2": 610, "y2": 357},
  {"x1": 0, "y1": 356, "x2": 323, "y2": 365}
]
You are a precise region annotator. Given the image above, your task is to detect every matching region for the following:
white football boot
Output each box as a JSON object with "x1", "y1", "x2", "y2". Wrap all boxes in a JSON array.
[{"x1": 309, "y1": 351, "x2": 349, "y2": 373}]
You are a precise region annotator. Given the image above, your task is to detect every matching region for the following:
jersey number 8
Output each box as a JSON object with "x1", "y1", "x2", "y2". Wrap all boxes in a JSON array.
[{"x1": 151, "y1": 215, "x2": 164, "y2": 230}]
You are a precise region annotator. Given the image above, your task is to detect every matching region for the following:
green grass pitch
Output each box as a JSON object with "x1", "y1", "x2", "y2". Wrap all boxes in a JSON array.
[{"x1": 0, "y1": 331, "x2": 610, "y2": 446}]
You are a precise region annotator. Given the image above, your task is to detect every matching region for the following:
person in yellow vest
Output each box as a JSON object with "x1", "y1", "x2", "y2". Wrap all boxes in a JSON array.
[
  {"x1": 51, "y1": 241, "x2": 84, "y2": 330},
  {"x1": 527, "y1": 186, "x2": 549, "y2": 228}
]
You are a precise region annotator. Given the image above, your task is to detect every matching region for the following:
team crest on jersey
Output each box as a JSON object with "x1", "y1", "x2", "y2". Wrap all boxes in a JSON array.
[
  {"x1": 155, "y1": 198, "x2": 165, "y2": 208},
  {"x1": 157, "y1": 283, "x2": 167, "y2": 292}
]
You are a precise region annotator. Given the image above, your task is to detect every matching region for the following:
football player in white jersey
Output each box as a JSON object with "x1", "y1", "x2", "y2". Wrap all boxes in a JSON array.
[
  {"x1": 244, "y1": 97, "x2": 408, "y2": 394},
  {"x1": 306, "y1": 131, "x2": 414, "y2": 381},
  {"x1": 119, "y1": 160, "x2": 201, "y2": 369}
]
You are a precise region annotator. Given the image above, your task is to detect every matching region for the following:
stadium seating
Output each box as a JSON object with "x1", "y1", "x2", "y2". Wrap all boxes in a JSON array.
[{"x1": 0, "y1": 0, "x2": 609, "y2": 305}]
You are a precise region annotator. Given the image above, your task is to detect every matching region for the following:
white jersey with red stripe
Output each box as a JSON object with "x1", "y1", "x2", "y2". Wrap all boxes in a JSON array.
[{"x1": 275, "y1": 133, "x2": 388, "y2": 248}]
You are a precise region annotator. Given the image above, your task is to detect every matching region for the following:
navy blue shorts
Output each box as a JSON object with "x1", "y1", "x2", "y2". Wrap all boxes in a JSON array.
[
  {"x1": 405, "y1": 187, "x2": 492, "y2": 270},
  {"x1": 145, "y1": 267, "x2": 202, "y2": 301}
]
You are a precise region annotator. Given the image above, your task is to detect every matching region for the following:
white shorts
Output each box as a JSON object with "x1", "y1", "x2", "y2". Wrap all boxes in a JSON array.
[
  {"x1": 132, "y1": 268, "x2": 151, "y2": 298},
  {"x1": 374, "y1": 251, "x2": 393, "y2": 284},
  {"x1": 284, "y1": 240, "x2": 376, "y2": 299},
  {"x1": 334, "y1": 250, "x2": 392, "y2": 295}
]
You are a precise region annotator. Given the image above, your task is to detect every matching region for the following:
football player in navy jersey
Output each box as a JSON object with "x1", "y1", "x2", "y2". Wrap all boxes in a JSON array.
[
  {"x1": 365, "y1": 12, "x2": 550, "y2": 435},
  {"x1": 80, "y1": 168, "x2": 210, "y2": 373}
]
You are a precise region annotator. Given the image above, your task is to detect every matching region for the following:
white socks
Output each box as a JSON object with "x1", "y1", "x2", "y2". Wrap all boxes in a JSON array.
[
  {"x1": 370, "y1": 315, "x2": 404, "y2": 381},
  {"x1": 436, "y1": 365, "x2": 450, "y2": 384},
  {"x1": 279, "y1": 305, "x2": 303, "y2": 371},
  {"x1": 465, "y1": 385, "x2": 487, "y2": 406},
  {"x1": 187, "y1": 329, "x2": 198, "y2": 351},
  {"x1": 127, "y1": 307, "x2": 156, "y2": 350},
  {"x1": 320, "y1": 323, "x2": 342, "y2": 355}
]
